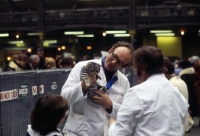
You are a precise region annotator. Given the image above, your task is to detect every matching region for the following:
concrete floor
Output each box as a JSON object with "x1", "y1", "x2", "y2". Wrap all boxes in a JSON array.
[{"x1": 185, "y1": 117, "x2": 200, "y2": 136}]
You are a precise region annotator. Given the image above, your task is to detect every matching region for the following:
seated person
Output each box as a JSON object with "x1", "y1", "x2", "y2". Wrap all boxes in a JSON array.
[{"x1": 26, "y1": 94, "x2": 68, "y2": 136}]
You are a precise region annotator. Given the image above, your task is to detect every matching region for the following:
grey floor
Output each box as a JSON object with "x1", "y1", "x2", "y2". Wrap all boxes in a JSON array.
[{"x1": 185, "y1": 117, "x2": 200, "y2": 136}]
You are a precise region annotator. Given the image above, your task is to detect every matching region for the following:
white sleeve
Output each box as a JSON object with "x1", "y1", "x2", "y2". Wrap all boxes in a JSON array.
[
  {"x1": 115, "y1": 90, "x2": 143, "y2": 136},
  {"x1": 60, "y1": 62, "x2": 87, "y2": 106}
]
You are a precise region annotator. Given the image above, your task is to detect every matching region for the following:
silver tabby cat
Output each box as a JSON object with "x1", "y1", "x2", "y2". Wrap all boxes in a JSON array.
[{"x1": 80, "y1": 62, "x2": 106, "y2": 102}]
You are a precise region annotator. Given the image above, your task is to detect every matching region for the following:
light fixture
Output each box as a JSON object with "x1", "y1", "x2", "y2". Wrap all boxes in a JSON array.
[
  {"x1": 0, "y1": 33, "x2": 9, "y2": 37},
  {"x1": 61, "y1": 46, "x2": 66, "y2": 50},
  {"x1": 155, "y1": 33, "x2": 175, "y2": 36},
  {"x1": 181, "y1": 31, "x2": 184, "y2": 35},
  {"x1": 64, "y1": 31, "x2": 84, "y2": 35},
  {"x1": 58, "y1": 47, "x2": 61, "y2": 51},
  {"x1": 7, "y1": 57, "x2": 11, "y2": 61},
  {"x1": 150, "y1": 30, "x2": 173, "y2": 33},
  {"x1": 87, "y1": 46, "x2": 92, "y2": 50},
  {"x1": 198, "y1": 30, "x2": 200, "y2": 33},
  {"x1": 27, "y1": 33, "x2": 39, "y2": 36},
  {"x1": 16, "y1": 35, "x2": 19, "y2": 38},
  {"x1": 8, "y1": 40, "x2": 23, "y2": 44},
  {"x1": 114, "y1": 34, "x2": 130, "y2": 37},
  {"x1": 77, "y1": 34, "x2": 94, "y2": 37},
  {"x1": 27, "y1": 48, "x2": 32, "y2": 52},
  {"x1": 106, "y1": 30, "x2": 126, "y2": 34},
  {"x1": 43, "y1": 40, "x2": 57, "y2": 44},
  {"x1": 102, "y1": 32, "x2": 106, "y2": 36}
]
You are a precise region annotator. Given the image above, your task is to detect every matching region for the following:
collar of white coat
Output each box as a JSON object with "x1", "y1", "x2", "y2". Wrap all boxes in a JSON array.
[{"x1": 27, "y1": 126, "x2": 62, "y2": 136}]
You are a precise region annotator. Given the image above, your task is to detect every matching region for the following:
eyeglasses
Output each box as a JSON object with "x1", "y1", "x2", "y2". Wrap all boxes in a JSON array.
[{"x1": 111, "y1": 52, "x2": 125, "y2": 68}]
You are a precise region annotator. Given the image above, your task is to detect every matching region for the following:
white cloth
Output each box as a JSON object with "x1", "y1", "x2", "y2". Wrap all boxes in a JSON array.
[
  {"x1": 61, "y1": 58, "x2": 130, "y2": 136},
  {"x1": 115, "y1": 74, "x2": 188, "y2": 136},
  {"x1": 169, "y1": 76, "x2": 194, "y2": 132},
  {"x1": 27, "y1": 125, "x2": 63, "y2": 136}
]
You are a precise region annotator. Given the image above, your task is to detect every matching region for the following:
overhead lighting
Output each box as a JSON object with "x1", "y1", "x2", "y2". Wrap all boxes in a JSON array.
[
  {"x1": 27, "y1": 33, "x2": 39, "y2": 36},
  {"x1": 198, "y1": 30, "x2": 200, "y2": 33},
  {"x1": 181, "y1": 31, "x2": 184, "y2": 35},
  {"x1": 87, "y1": 46, "x2": 92, "y2": 50},
  {"x1": 102, "y1": 32, "x2": 106, "y2": 36},
  {"x1": 150, "y1": 30, "x2": 173, "y2": 33},
  {"x1": 64, "y1": 31, "x2": 84, "y2": 35},
  {"x1": 8, "y1": 40, "x2": 23, "y2": 44},
  {"x1": 155, "y1": 33, "x2": 175, "y2": 36},
  {"x1": 43, "y1": 40, "x2": 57, "y2": 44},
  {"x1": 114, "y1": 34, "x2": 130, "y2": 37},
  {"x1": 0, "y1": 33, "x2": 9, "y2": 37},
  {"x1": 16, "y1": 35, "x2": 19, "y2": 38},
  {"x1": 106, "y1": 30, "x2": 126, "y2": 34},
  {"x1": 77, "y1": 34, "x2": 94, "y2": 37}
]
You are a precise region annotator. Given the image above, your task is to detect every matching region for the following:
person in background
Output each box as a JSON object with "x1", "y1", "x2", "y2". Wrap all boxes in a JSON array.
[
  {"x1": 56, "y1": 58, "x2": 62, "y2": 69},
  {"x1": 36, "y1": 47, "x2": 45, "y2": 69},
  {"x1": 26, "y1": 94, "x2": 68, "y2": 136},
  {"x1": 0, "y1": 61, "x2": 3, "y2": 72},
  {"x1": 179, "y1": 60, "x2": 197, "y2": 118},
  {"x1": 82, "y1": 55, "x2": 91, "y2": 61},
  {"x1": 188, "y1": 55, "x2": 200, "y2": 126},
  {"x1": 45, "y1": 57, "x2": 56, "y2": 69},
  {"x1": 164, "y1": 57, "x2": 193, "y2": 133},
  {"x1": 26, "y1": 55, "x2": 40, "y2": 70},
  {"x1": 61, "y1": 41, "x2": 134, "y2": 136},
  {"x1": 60, "y1": 57, "x2": 71, "y2": 69},
  {"x1": 115, "y1": 46, "x2": 188, "y2": 136},
  {"x1": 7, "y1": 54, "x2": 28, "y2": 71}
]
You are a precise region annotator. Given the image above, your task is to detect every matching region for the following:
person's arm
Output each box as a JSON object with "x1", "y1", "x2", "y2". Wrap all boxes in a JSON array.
[
  {"x1": 61, "y1": 62, "x2": 98, "y2": 106},
  {"x1": 61, "y1": 62, "x2": 87, "y2": 105},
  {"x1": 114, "y1": 90, "x2": 143, "y2": 136}
]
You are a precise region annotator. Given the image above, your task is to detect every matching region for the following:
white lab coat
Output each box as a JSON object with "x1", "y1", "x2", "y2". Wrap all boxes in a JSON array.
[
  {"x1": 61, "y1": 58, "x2": 130, "y2": 136},
  {"x1": 27, "y1": 125, "x2": 63, "y2": 136},
  {"x1": 115, "y1": 74, "x2": 188, "y2": 136}
]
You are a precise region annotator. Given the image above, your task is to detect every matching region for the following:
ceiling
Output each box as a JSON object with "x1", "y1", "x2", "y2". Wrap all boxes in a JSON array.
[
  {"x1": 0, "y1": 0, "x2": 200, "y2": 13},
  {"x1": 0, "y1": 0, "x2": 200, "y2": 49}
]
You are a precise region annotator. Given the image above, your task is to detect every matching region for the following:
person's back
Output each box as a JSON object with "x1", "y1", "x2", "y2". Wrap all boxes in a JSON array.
[
  {"x1": 26, "y1": 94, "x2": 68, "y2": 136},
  {"x1": 127, "y1": 74, "x2": 187, "y2": 136},
  {"x1": 115, "y1": 46, "x2": 188, "y2": 136}
]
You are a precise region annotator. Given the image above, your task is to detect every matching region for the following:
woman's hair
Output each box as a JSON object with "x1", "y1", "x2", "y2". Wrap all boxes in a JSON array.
[
  {"x1": 45, "y1": 57, "x2": 56, "y2": 69},
  {"x1": 164, "y1": 57, "x2": 175, "y2": 74},
  {"x1": 180, "y1": 60, "x2": 192, "y2": 69},
  {"x1": 31, "y1": 94, "x2": 68, "y2": 135},
  {"x1": 134, "y1": 46, "x2": 167, "y2": 76}
]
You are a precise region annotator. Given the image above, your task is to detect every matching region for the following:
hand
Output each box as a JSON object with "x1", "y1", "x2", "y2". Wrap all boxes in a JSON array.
[
  {"x1": 92, "y1": 90, "x2": 113, "y2": 110},
  {"x1": 81, "y1": 73, "x2": 98, "y2": 92}
]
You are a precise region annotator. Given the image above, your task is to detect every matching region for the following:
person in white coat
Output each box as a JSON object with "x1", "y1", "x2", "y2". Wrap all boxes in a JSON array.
[
  {"x1": 164, "y1": 57, "x2": 194, "y2": 133},
  {"x1": 61, "y1": 41, "x2": 134, "y2": 136},
  {"x1": 115, "y1": 46, "x2": 188, "y2": 136}
]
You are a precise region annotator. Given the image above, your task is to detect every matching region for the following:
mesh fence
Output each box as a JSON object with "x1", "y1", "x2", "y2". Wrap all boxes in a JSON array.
[{"x1": 0, "y1": 69, "x2": 71, "y2": 136}]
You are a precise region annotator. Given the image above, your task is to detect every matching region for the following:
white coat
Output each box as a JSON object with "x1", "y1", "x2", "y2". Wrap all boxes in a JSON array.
[
  {"x1": 61, "y1": 58, "x2": 130, "y2": 136},
  {"x1": 27, "y1": 125, "x2": 63, "y2": 136},
  {"x1": 115, "y1": 74, "x2": 188, "y2": 136}
]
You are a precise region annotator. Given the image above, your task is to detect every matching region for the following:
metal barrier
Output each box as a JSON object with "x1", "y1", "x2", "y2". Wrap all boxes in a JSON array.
[{"x1": 0, "y1": 69, "x2": 71, "y2": 136}]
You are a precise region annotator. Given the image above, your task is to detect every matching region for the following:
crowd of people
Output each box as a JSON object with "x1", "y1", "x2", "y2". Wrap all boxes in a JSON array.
[
  {"x1": 9, "y1": 42, "x2": 199, "y2": 136},
  {"x1": 2, "y1": 47, "x2": 75, "y2": 72}
]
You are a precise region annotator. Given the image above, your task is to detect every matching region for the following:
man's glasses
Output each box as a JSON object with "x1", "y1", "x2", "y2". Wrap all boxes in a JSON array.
[{"x1": 111, "y1": 52, "x2": 125, "y2": 68}]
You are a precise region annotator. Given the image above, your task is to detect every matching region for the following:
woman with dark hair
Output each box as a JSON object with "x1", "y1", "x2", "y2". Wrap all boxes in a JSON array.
[{"x1": 26, "y1": 94, "x2": 68, "y2": 136}]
